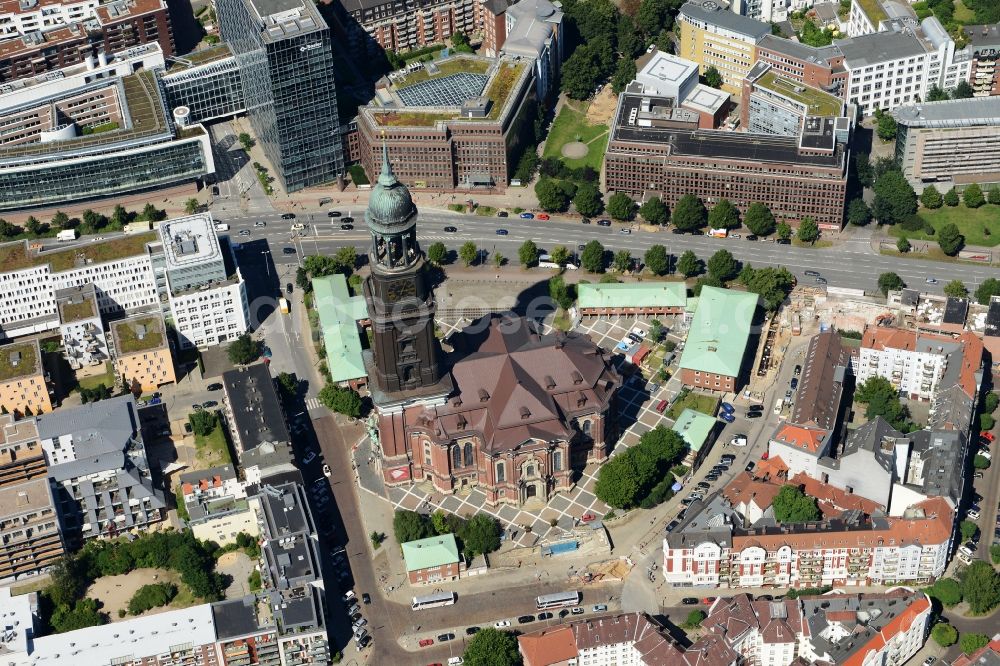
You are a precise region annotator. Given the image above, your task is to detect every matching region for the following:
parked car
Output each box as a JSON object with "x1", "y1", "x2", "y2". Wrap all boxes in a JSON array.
[
  {"x1": 281, "y1": 213, "x2": 296, "y2": 220},
  {"x1": 239, "y1": 229, "x2": 251, "y2": 236},
  {"x1": 342, "y1": 590, "x2": 356, "y2": 603},
  {"x1": 498, "y1": 211, "x2": 509, "y2": 217},
  {"x1": 804, "y1": 270, "x2": 820, "y2": 277},
  {"x1": 537, "y1": 213, "x2": 550, "y2": 221},
  {"x1": 745, "y1": 410, "x2": 762, "y2": 419},
  {"x1": 207, "y1": 383, "x2": 223, "y2": 391},
  {"x1": 720, "y1": 402, "x2": 735, "y2": 413},
  {"x1": 302, "y1": 451, "x2": 317, "y2": 465},
  {"x1": 702, "y1": 597, "x2": 717, "y2": 604},
  {"x1": 342, "y1": 217, "x2": 354, "y2": 223},
  {"x1": 437, "y1": 633, "x2": 455, "y2": 642},
  {"x1": 720, "y1": 412, "x2": 736, "y2": 423},
  {"x1": 666, "y1": 520, "x2": 679, "y2": 532},
  {"x1": 517, "y1": 615, "x2": 535, "y2": 624},
  {"x1": 559, "y1": 609, "x2": 571, "y2": 618},
  {"x1": 282, "y1": 247, "x2": 296, "y2": 255},
  {"x1": 597, "y1": 219, "x2": 612, "y2": 226},
  {"x1": 593, "y1": 604, "x2": 608, "y2": 612},
  {"x1": 745, "y1": 234, "x2": 758, "y2": 241},
  {"x1": 340, "y1": 224, "x2": 354, "y2": 230},
  {"x1": 443, "y1": 226, "x2": 458, "y2": 232},
  {"x1": 419, "y1": 638, "x2": 435, "y2": 648},
  {"x1": 465, "y1": 626, "x2": 481, "y2": 635},
  {"x1": 201, "y1": 400, "x2": 217, "y2": 408},
  {"x1": 494, "y1": 620, "x2": 511, "y2": 629},
  {"x1": 323, "y1": 463, "x2": 332, "y2": 477},
  {"x1": 328, "y1": 211, "x2": 341, "y2": 217},
  {"x1": 721, "y1": 454, "x2": 736, "y2": 462},
  {"x1": 362, "y1": 593, "x2": 371, "y2": 604},
  {"x1": 745, "y1": 462, "x2": 756, "y2": 472},
  {"x1": 682, "y1": 597, "x2": 700, "y2": 605},
  {"x1": 571, "y1": 607, "x2": 585, "y2": 615},
  {"x1": 496, "y1": 229, "x2": 509, "y2": 235},
  {"x1": 776, "y1": 238, "x2": 791, "y2": 244},
  {"x1": 519, "y1": 213, "x2": 534, "y2": 219},
  {"x1": 749, "y1": 403, "x2": 765, "y2": 411},
  {"x1": 790, "y1": 378, "x2": 798, "y2": 390},
  {"x1": 982, "y1": 432, "x2": 995, "y2": 442},
  {"x1": 696, "y1": 482, "x2": 711, "y2": 490},
  {"x1": 656, "y1": 399, "x2": 668, "y2": 413}
]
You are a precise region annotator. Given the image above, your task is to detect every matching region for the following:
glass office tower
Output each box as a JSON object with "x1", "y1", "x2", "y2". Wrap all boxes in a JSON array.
[{"x1": 215, "y1": 0, "x2": 344, "y2": 192}]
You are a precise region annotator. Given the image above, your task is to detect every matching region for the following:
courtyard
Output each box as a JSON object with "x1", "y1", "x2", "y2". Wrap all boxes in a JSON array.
[{"x1": 542, "y1": 98, "x2": 613, "y2": 172}]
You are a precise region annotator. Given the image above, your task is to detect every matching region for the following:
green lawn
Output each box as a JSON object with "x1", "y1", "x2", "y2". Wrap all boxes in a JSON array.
[
  {"x1": 888, "y1": 204, "x2": 1000, "y2": 247},
  {"x1": 195, "y1": 424, "x2": 233, "y2": 467},
  {"x1": 953, "y1": 0, "x2": 976, "y2": 23},
  {"x1": 543, "y1": 104, "x2": 609, "y2": 172},
  {"x1": 666, "y1": 391, "x2": 719, "y2": 420},
  {"x1": 77, "y1": 362, "x2": 114, "y2": 390}
]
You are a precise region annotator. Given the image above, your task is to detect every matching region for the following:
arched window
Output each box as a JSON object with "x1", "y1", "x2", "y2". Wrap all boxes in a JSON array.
[
  {"x1": 582, "y1": 420, "x2": 592, "y2": 435},
  {"x1": 463, "y1": 442, "x2": 473, "y2": 467},
  {"x1": 452, "y1": 446, "x2": 462, "y2": 469},
  {"x1": 553, "y1": 451, "x2": 562, "y2": 472},
  {"x1": 496, "y1": 462, "x2": 505, "y2": 482}
]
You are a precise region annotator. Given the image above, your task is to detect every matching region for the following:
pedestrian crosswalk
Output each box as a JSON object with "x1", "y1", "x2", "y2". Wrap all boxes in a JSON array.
[{"x1": 306, "y1": 397, "x2": 322, "y2": 410}]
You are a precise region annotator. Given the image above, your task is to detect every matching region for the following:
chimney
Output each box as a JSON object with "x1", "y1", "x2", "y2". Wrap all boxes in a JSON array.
[
  {"x1": 478, "y1": 388, "x2": 489, "y2": 402},
  {"x1": 520, "y1": 406, "x2": 531, "y2": 420},
  {"x1": 571, "y1": 370, "x2": 583, "y2": 385},
  {"x1": 544, "y1": 375, "x2": 556, "y2": 389}
]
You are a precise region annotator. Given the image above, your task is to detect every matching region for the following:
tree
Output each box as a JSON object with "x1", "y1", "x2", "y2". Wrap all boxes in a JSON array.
[
  {"x1": 51, "y1": 210, "x2": 70, "y2": 230},
  {"x1": 975, "y1": 454, "x2": 991, "y2": 469},
  {"x1": 25, "y1": 216, "x2": 41, "y2": 235},
  {"x1": 644, "y1": 245, "x2": 669, "y2": 276},
  {"x1": 427, "y1": 242, "x2": 447, "y2": 266},
  {"x1": 992, "y1": 544, "x2": 1000, "y2": 565},
  {"x1": 921, "y1": 184, "x2": 943, "y2": 209},
  {"x1": 227, "y1": 333, "x2": 261, "y2": 365},
  {"x1": 462, "y1": 627, "x2": 521, "y2": 666},
  {"x1": 876, "y1": 113, "x2": 897, "y2": 141},
  {"x1": 961, "y1": 633, "x2": 991, "y2": 655},
  {"x1": 975, "y1": 278, "x2": 1000, "y2": 305},
  {"x1": 983, "y1": 391, "x2": 999, "y2": 414},
  {"x1": 238, "y1": 132, "x2": 255, "y2": 151},
  {"x1": 110, "y1": 205, "x2": 128, "y2": 228},
  {"x1": 560, "y1": 44, "x2": 604, "y2": 100},
  {"x1": 989, "y1": 185, "x2": 1000, "y2": 205},
  {"x1": 738, "y1": 265, "x2": 796, "y2": 311},
  {"x1": 777, "y1": 222, "x2": 792, "y2": 240},
  {"x1": 127, "y1": 583, "x2": 177, "y2": 615},
  {"x1": 639, "y1": 196, "x2": 669, "y2": 225},
  {"x1": 855, "y1": 375, "x2": 910, "y2": 430},
  {"x1": 847, "y1": 198, "x2": 872, "y2": 226},
  {"x1": 317, "y1": 384, "x2": 362, "y2": 418},
  {"x1": 459, "y1": 514, "x2": 502, "y2": 556},
  {"x1": 708, "y1": 198, "x2": 740, "y2": 229},
  {"x1": 613, "y1": 250, "x2": 632, "y2": 273},
  {"x1": 872, "y1": 170, "x2": 917, "y2": 224},
  {"x1": 581, "y1": 240, "x2": 605, "y2": 273},
  {"x1": 961, "y1": 519, "x2": 979, "y2": 543},
  {"x1": 931, "y1": 623, "x2": 958, "y2": 647},
  {"x1": 926, "y1": 84, "x2": 950, "y2": 102},
  {"x1": 451, "y1": 31, "x2": 475, "y2": 53},
  {"x1": 964, "y1": 183, "x2": 986, "y2": 208},
  {"x1": 459, "y1": 241, "x2": 478, "y2": 267},
  {"x1": 703, "y1": 65, "x2": 723, "y2": 88},
  {"x1": 392, "y1": 510, "x2": 432, "y2": 544},
  {"x1": 649, "y1": 319, "x2": 665, "y2": 342},
  {"x1": 937, "y1": 222, "x2": 964, "y2": 256},
  {"x1": 877, "y1": 272, "x2": 904, "y2": 295},
  {"x1": 0, "y1": 219, "x2": 18, "y2": 239},
  {"x1": 953, "y1": 79, "x2": 974, "y2": 99},
  {"x1": 518, "y1": 239, "x2": 539, "y2": 268},
  {"x1": 573, "y1": 184, "x2": 604, "y2": 217},
  {"x1": 944, "y1": 187, "x2": 960, "y2": 207},
  {"x1": 854, "y1": 152, "x2": 874, "y2": 188},
  {"x1": 141, "y1": 202, "x2": 166, "y2": 222},
  {"x1": 188, "y1": 410, "x2": 217, "y2": 437},
  {"x1": 549, "y1": 274, "x2": 574, "y2": 309},
  {"x1": 535, "y1": 178, "x2": 570, "y2": 212},
  {"x1": 796, "y1": 218, "x2": 819, "y2": 243},
  {"x1": 744, "y1": 202, "x2": 776, "y2": 236},
  {"x1": 926, "y1": 578, "x2": 963, "y2": 607},
  {"x1": 594, "y1": 453, "x2": 643, "y2": 508},
  {"x1": 684, "y1": 610, "x2": 707, "y2": 628},
  {"x1": 677, "y1": 250, "x2": 700, "y2": 277},
  {"x1": 607, "y1": 192, "x2": 637, "y2": 221},
  {"x1": 896, "y1": 236, "x2": 911, "y2": 253},
  {"x1": 672, "y1": 194, "x2": 707, "y2": 232},
  {"x1": 184, "y1": 198, "x2": 200, "y2": 214},
  {"x1": 545, "y1": 245, "x2": 569, "y2": 268},
  {"x1": 611, "y1": 57, "x2": 637, "y2": 94},
  {"x1": 636, "y1": 0, "x2": 672, "y2": 36},
  {"x1": 514, "y1": 148, "x2": 539, "y2": 182},
  {"x1": 493, "y1": 252, "x2": 505, "y2": 268},
  {"x1": 707, "y1": 249, "x2": 739, "y2": 282},
  {"x1": 771, "y1": 485, "x2": 821, "y2": 523}
]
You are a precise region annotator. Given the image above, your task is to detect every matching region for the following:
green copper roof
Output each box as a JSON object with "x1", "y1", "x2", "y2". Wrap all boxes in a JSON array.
[
  {"x1": 401, "y1": 533, "x2": 460, "y2": 571},
  {"x1": 672, "y1": 408, "x2": 716, "y2": 452},
  {"x1": 313, "y1": 274, "x2": 369, "y2": 383},
  {"x1": 577, "y1": 282, "x2": 687, "y2": 309},
  {"x1": 678, "y1": 286, "x2": 758, "y2": 377},
  {"x1": 366, "y1": 142, "x2": 416, "y2": 234}
]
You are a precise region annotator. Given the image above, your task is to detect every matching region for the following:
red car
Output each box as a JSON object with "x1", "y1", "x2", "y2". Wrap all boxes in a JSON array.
[
  {"x1": 581, "y1": 513, "x2": 596, "y2": 522},
  {"x1": 760, "y1": 451, "x2": 769, "y2": 460},
  {"x1": 702, "y1": 597, "x2": 717, "y2": 604},
  {"x1": 419, "y1": 639, "x2": 435, "y2": 648},
  {"x1": 537, "y1": 213, "x2": 550, "y2": 221},
  {"x1": 656, "y1": 399, "x2": 668, "y2": 413},
  {"x1": 982, "y1": 431, "x2": 995, "y2": 442}
]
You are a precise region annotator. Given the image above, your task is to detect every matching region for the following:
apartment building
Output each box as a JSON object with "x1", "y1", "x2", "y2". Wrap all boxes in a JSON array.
[
  {"x1": 56, "y1": 285, "x2": 108, "y2": 371},
  {"x1": 741, "y1": 61, "x2": 846, "y2": 136},
  {"x1": 678, "y1": 287, "x2": 759, "y2": 393},
  {"x1": 0, "y1": 340, "x2": 51, "y2": 417},
  {"x1": 892, "y1": 96, "x2": 1000, "y2": 191},
  {"x1": 498, "y1": 0, "x2": 563, "y2": 101},
  {"x1": 767, "y1": 423, "x2": 834, "y2": 477},
  {"x1": 159, "y1": 214, "x2": 249, "y2": 350},
  {"x1": 222, "y1": 363, "x2": 290, "y2": 456},
  {"x1": 754, "y1": 34, "x2": 849, "y2": 100},
  {"x1": 663, "y1": 492, "x2": 953, "y2": 588},
  {"x1": 109, "y1": 313, "x2": 176, "y2": 391},
  {"x1": 701, "y1": 590, "x2": 932, "y2": 666},
  {"x1": 179, "y1": 464, "x2": 260, "y2": 546},
  {"x1": 678, "y1": 0, "x2": 770, "y2": 96},
  {"x1": 0, "y1": 416, "x2": 63, "y2": 581},
  {"x1": 0, "y1": 0, "x2": 174, "y2": 84},
  {"x1": 604, "y1": 92, "x2": 850, "y2": 229},
  {"x1": 37, "y1": 394, "x2": 165, "y2": 545},
  {"x1": 341, "y1": 0, "x2": 477, "y2": 51},
  {"x1": 856, "y1": 326, "x2": 974, "y2": 401},
  {"x1": 963, "y1": 24, "x2": 1000, "y2": 97}
]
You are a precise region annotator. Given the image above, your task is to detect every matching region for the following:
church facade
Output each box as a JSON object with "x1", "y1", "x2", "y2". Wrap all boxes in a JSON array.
[{"x1": 362, "y1": 147, "x2": 619, "y2": 507}]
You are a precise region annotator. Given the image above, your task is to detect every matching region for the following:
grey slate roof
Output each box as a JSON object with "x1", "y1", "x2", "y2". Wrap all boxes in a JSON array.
[
  {"x1": 679, "y1": 0, "x2": 771, "y2": 39},
  {"x1": 892, "y1": 96, "x2": 1000, "y2": 127},
  {"x1": 223, "y1": 363, "x2": 290, "y2": 453},
  {"x1": 36, "y1": 393, "x2": 138, "y2": 456},
  {"x1": 834, "y1": 30, "x2": 926, "y2": 67},
  {"x1": 756, "y1": 34, "x2": 843, "y2": 64},
  {"x1": 904, "y1": 430, "x2": 964, "y2": 505}
]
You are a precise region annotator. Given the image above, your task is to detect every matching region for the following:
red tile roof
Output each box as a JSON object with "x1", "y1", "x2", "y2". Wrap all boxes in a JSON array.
[
  {"x1": 771, "y1": 424, "x2": 830, "y2": 453},
  {"x1": 788, "y1": 472, "x2": 884, "y2": 514},
  {"x1": 841, "y1": 595, "x2": 930, "y2": 666},
  {"x1": 722, "y1": 472, "x2": 783, "y2": 513},
  {"x1": 518, "y1": 626, "x2": 577, "y2": 666},
  {"x1": 950, "y1": 639, "x2": 1000, "y2": 666},
  {"x1": 955, "y1": 331, "x2": 984, "y2": 399},
  {"x1": 862, "y1": 327, "x2": 916, "y2": 351}
]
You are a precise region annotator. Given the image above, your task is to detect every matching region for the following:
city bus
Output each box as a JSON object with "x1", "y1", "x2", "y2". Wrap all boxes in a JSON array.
[
  {"x1": 536, "y1": 591, "x2": 581, "y2": 610},
  {"x1": 411, "y1": 591, "x2": 456, "y2": 611}
]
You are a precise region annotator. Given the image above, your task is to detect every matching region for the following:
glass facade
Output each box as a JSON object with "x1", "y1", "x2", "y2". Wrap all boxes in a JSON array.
[
  {"x1": 160, "y1": 58, "x2": 246, "y2": 124},
  {"x1": 216, "y1": 0, "x2": 344, "y2": 192},
  {"x1": 0, "y1": 137, "x2": 210, "y2": 210}
]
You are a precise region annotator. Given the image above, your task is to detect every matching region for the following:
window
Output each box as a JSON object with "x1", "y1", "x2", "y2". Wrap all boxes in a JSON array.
[
  {"x1": 452, "y1": 446, "x2": 461, "y2": 469},
  {"x1": 496, "y1": 462, "x2": 505, "y2": 482},
  {"x1": 463, "y1": 441, "x2": 473, "y2": 467},
  {"x1": 582, "y1": 420, "x2": 592, "y2": 435},
  {"x1": 553, "y1": 451, "x2": 562, "y2": 472}
]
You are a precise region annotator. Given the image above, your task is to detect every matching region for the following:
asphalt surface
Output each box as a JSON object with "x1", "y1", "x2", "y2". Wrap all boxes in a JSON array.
[{"x1": 208, "y1": 209, "x2": 995, "y2": 296}]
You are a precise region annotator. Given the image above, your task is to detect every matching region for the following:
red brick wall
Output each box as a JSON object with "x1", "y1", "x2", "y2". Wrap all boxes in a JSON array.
[
  {"x1": 408, "y1": 562, "x2": 462, "y2": 584},
  {"x1": 680, "y1": 368, "x2": 736, "y2": 393}
]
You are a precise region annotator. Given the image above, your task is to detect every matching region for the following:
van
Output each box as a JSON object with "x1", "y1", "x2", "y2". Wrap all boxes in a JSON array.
[
  {"x1": 448, "y1": 658, "x2": 465, "y2": 666},
  {"x1": 291, "y1": 223, "x2": 305, "y2": 231},
  {"x1": 214, "y1": 223, "x2": 230, "y2": 232},
  {"x1": 709, "y1": 228, "x2": 728, "y2": 238},
  {"x1": 773, "y1": 398, "x2": 784, "y2": 415}
]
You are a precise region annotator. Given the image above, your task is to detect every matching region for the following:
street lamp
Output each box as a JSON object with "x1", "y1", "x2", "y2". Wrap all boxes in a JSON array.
[{"x1": 261, "y1": 249, "x2": 271, "y2": 277}]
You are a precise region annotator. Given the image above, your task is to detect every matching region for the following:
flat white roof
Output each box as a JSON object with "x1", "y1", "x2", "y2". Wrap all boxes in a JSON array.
[
  {"x1": 639, "y1": 51, "x2": 699, "y2": 86},
  {"x1": 0, "y1": 587, "x2": 35, "y2": 658},
  {"x1": 158, "y1": 213, "x2": 223, "y2": 269},
  {"x1": 12, "y1": 603, "x2": 217, "y2": 665},
  {"x1": 682, "y1": 83, "x2": 729, "y2": 114}
]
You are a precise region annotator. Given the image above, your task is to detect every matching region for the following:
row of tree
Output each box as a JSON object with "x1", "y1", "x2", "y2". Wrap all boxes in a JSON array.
[
  {"x1": 0, "y1": 204, "x2": 166, "y2": 242},
  {"x1": 594, "y1": 425, "x2": 687, "y2": 509},
  {"x1": 392, "y1": 510, "x2": 502, "y2": 558},
  {"x1": 921, "y1": 183, "x2": 1000, "y2": 210}
]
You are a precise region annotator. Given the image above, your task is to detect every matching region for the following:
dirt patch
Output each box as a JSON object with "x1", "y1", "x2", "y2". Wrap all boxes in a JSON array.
[
  {"x1": 586, "y1": 85, "x2": 619, "y2": 125},
  {"x1": 561, "y1": 141, "x2": 588, "y2": 159},
  {"x1": 86, "y1": 568, "x2": 181, "y2": 621}
]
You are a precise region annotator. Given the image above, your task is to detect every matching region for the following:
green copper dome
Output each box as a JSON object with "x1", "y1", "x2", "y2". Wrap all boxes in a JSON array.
[{"x1": 365, "y1": 143, "x2": 416, "y2": 234}]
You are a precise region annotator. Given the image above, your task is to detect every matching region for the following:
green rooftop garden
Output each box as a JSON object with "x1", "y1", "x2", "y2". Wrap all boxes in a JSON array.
[
  {"x1": 59, "y1": 298, "x2": 97, "y2": 323},
  {"x1": 856, "y1": 0, "x2": 888, "y2": 24},
  {"x1": 0, "y1": 243, "x2": 34, "y2": 273},
  {"x1": 0, "y1": 342, "x2": 38, "y2": 382},
  {"x1": 166, "y1": 44, "x2": 232, "y2": 71},
  {"x1": 113, "y1": 316, "x2": 165, "y2": 354},
  {"x1": 394, "y1": 56, "x2": 491, "y2": 89},
  {"x1": 759, "y1": 70, "x2": 843, "y2": 117},
  {"x1": 42, "y1": 232, "x2": 157, "y2": 272}
]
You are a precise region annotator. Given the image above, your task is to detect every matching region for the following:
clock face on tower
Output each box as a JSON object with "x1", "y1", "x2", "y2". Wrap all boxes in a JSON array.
[{"x1": 385, "y1": 279, "x2": 417, "y2": 303}]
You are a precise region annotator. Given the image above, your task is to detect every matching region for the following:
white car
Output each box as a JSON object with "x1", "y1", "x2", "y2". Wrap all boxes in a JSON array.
[
  {"x1": 342, "y1": 590, "x2": 356, "y2": 603},
  {"x1": 630, "y1": 327, "x2": 646, "y2": 339},
  {"x1": 968, "y1": 509, "x2": 981, "y2": 520},
  {"x1": 323, "y1": 463, "x2": 332, "y2": 477},
  {"x1": 730, "y1": 435, "x2": 748, "y2": 447},
  {"x1": 494, "y1": 620, "x2": 511, "y2": 629},
  {"x1": 448, "y1": 658, "x2": 465, "y2": 666}
]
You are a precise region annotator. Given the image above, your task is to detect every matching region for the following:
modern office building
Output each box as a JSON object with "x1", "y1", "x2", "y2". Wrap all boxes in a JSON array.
[
  {"x1": 0, "y1": 340, "x2": 52, "y2": 416},
  {"x1": 0, "y1": 415, "x2": 64, "y2": 581},
  {"x1": 215, "y1": 0, "x2": 343, "y2": 192},
  {"x1": 108, "y1": 313, "x2": 177, "y2": 391},
  {"x1": 341, "y1": 0, "x2": 478, "y2": 51},
  {"x1": 158, "y1": 213, "x2": 250, "y2": 349},
  {"x1": 605, "y1": 92, "x2": 850, "y2": 229},
  {"x1": 678, "y1": 0, "x2": 770, "y2": 96},
  {"x1": 159, "y1": 45, "x2": 246, "y2": 124},
  {"x1": 635, "y1": 50, "x2": 699, "y2": 102},
  {"x1": 56, "y1": 285, "x2": 108, "y2": 371},
  {"x1": 37, "y1": 394, "x2": 165, "y2": 545},
  {"x1": 963, "y1": 24, "x2": 1000, "y2": 97},
  {"x1": 892, "y1": 96, "x2": 1000, "y2": 191},
  {"x1": 753, "y1": 34, "x2": 849, "y2": 100},
  {"x1": 356, "y1": 54, "x2": 536, "y2": 190},
  {"x1": 741, "y1": 61, "x2": 846, "y2": 136},
  {"x1": 0, "y1": 0, "x2": 175, "y2": 84}
]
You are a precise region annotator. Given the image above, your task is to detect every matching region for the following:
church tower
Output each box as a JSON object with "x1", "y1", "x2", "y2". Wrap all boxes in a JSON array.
[{"x1": 362, "y1": 144, "x2": 444, "y2": 396}]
